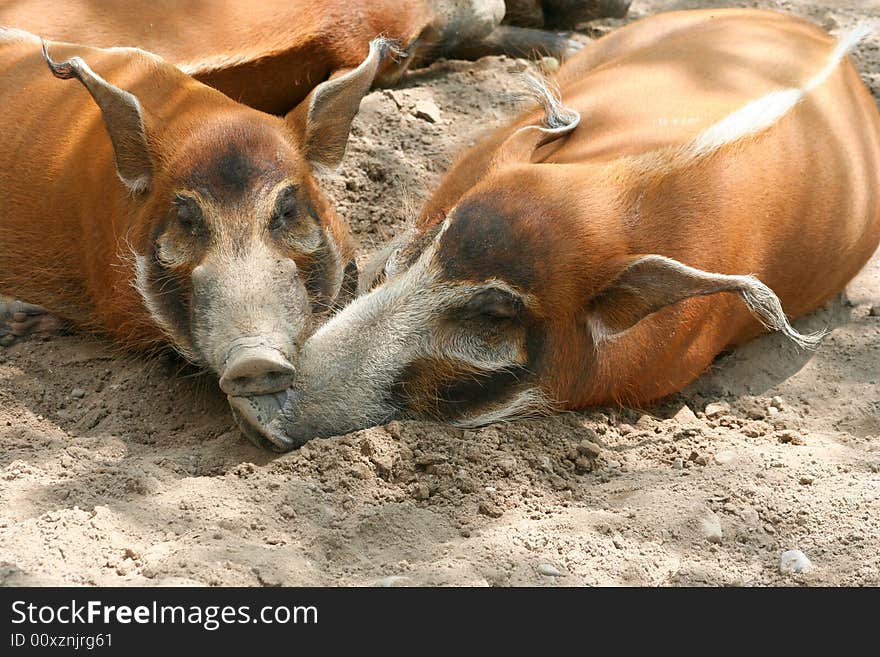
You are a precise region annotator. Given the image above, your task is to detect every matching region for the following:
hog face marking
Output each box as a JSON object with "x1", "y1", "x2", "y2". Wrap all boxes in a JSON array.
[{"x1": 136, "y1": 122, "x2": 345, "y2": 381}]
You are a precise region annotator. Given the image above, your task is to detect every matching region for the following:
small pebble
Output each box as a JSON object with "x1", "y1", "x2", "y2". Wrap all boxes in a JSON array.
[
  {"x1": 704, "y1": 401, "x2": 731, "y2": 418},
  {"x1": 672, "y1": 457, "x2": 684, "y2": 470},
  {"x1": 799, "y1": 475, "x2": 815, "y2": 485},
  {"x1": 673, "y1": 405, "x2": 700, "y2": 426},
  {"x1": 714, "y1": 450, "x2": 736, "y2": 465},
  {"x1": 70, "y1": 388, "x2": 86, "y2": 399},
  {"x1": 780, "y1": 550, "x2": 812, "y2": 574},
  {"x1": 701, "y1": 512, "x2": 723, "y2": 544},
  {"x1": 0, "y1": 335, "x2": 14, "y2": 347},
  {"x1": 771, "y1": 396, "x2": 785, "y2": 408},
  {"x1": 412, "y1": 100, "x2": 441, "y2": 123},
  {"x1": 767, "y1": 406, "x2": 780, "y2": 416},
  {"x1": 538, "y1": 563, "x2": 561, "y2": 577},
  {"x1": 868, "y1": 305, "x2": 879, "y2": 317},
  {"x1": 376, "y1": 575, "x2": 411, "y2": 587},
  {"x1": 540, "y1": 56, "x2": 560, "y2": 73}
]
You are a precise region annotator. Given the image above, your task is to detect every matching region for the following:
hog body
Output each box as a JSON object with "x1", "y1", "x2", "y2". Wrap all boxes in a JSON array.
[
  {"x1": 0, "y1": 1, "x2": 628, "y2": 115},
  {"x1": 232, "y1": 9, "x2": 880, "y2": 449}
]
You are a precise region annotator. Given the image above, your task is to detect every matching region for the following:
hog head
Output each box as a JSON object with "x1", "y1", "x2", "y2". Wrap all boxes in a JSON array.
[{"x1": 42, "y1": 39, "x2": 385, "y2": 430}]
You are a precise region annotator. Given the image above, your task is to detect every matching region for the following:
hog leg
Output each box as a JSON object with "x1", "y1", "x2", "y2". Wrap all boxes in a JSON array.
[
  {"x1": 538, "y1": 0, "x2": 632, "y2": 29},
  {"x1": 502, "y1": 0, "x2": 545, "y2": 29},
  {"x1": 424, "y1": 1, "x2": 580, "y2": 63},
  {"x1": 0, "y1": 298, "x2": 62, "y2": 346},
  {"x1": 442, "y1": 25, "x2": 581, "y2": 60}
]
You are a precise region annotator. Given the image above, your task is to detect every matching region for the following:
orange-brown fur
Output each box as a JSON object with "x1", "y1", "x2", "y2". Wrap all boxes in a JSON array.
[
  {"x1": 420, "y1": 8, "x2": 880, "y2": 407},
  {"x1": 0, "y1": 33, "x2": 353, "y2": 353},
  {"x1": 0, "y1": 0, "x2": 439, "y2": 114}
]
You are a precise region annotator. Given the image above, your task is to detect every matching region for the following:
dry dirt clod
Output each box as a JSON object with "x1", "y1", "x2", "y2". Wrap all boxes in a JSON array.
[
  {"x1": 412, "y1": 100, "x2": 441, "y2": 123},
  {"x1": 704, "y1": 402, "x2": 731, "y2": 418},
  {"x1": 574, "y1": 456, "x2": 593, "y2": 473},
  {"x1": 412, "y1": 482, "x2": 430, "y2": 500},
  {"x1": 577, "y1": 439, "x2": 602, "y2": 458},
  {"x1": 348, "y1": 463, "x2": 372, "y2": 480},
  {"x1": 479, "y1": 499, "x2": 504, "y2": 518},
  {"x1": 777, "y1": 430, "x2": 805, "y2": 445}
]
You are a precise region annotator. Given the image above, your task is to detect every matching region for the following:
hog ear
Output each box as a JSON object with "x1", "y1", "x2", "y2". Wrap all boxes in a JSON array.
[
  {"x1": 42, "y1": 41, "x2": 152, "y2": 194},
  {"x1": 286, "y1": 37, "x2": 393, "y2": 170},
  {"x1": 493, "y1": 75, "x2": 580, "y2": 166},
  {"x1": 584, "y1": 254, "x2": 824, "y2": 349}
]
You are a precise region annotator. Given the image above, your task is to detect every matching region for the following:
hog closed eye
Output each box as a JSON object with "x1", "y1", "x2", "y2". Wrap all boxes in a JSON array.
[
  {"x1": 459, "y1": 288, "x2": 524, "y2": 321},
  {"x1": 174, "y1": 195, "x2": 204, "y2": 234},
  {"x1": 269, "y1": 186, "x2": 300, "y2": 231}
]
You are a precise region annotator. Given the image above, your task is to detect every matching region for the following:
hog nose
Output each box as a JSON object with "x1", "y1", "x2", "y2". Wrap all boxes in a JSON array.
[{"x1": 219, "y1": 344, "x2": 296, "y2": 396}]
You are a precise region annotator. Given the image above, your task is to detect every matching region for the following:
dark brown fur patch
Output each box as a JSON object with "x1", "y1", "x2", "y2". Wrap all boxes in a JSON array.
[
  {"x1": 437, "y1": 199, "x2": 537, "y2": 289},
  {"x1": 389, "y1": 357, "x2": 533, "y2": 421},
  {"x1": 178, "y1": 120, "x2": 291, "y2": 202},
  {"x1": 187, "y1": 143, "x2": 261, "y2": 199}
]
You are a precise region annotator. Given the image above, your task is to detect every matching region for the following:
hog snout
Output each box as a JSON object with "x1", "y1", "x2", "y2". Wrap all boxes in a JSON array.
[
  {"x1": 218, "y1": 336, "x2": 296, "y2": 396},
  {"x1": 229, "y1": 388, "x2": 337, "y2": 452},
  {"x1": 228, "y1": 391, "x2": 300, "y2": 452}
]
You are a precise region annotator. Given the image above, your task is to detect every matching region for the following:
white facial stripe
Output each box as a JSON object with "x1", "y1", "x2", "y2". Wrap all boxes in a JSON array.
[
  {"x1": 453, "y1": 387, "x2": 552, "y2": 428},
  {"x1": 133, "y1": 254, "x2": 198, "y2": 361},
  {"x1": 322, "y1": 227, "x2": 344, "y2": 298}
]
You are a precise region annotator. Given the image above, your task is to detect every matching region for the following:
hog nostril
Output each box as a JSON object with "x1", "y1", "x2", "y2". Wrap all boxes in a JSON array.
[{"x1": 219, "y1": 347, "x2": 296, "y2": 396}]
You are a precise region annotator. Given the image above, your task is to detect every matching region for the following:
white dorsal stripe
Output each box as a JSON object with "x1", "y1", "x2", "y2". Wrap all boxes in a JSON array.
[
  {"x1": 689, "y1": 23, "x2": 873, "y2": 160},
  {"x1": 0, "y1": 26, "x2": 40, "y2": 43}
]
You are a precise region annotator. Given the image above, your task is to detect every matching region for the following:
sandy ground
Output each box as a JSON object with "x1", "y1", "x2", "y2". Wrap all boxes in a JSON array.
[{"x1": 1, "y1": 0, "x2": 879, "y2": 587}]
